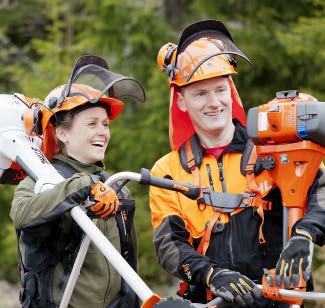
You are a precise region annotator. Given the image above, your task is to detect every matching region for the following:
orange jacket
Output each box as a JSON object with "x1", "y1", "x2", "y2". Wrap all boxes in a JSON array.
[{"x1": 149, "y1": 123, "x2": 325, "y2": 295}]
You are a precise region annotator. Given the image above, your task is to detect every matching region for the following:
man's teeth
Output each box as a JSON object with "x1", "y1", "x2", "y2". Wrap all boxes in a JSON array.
[{"x1": 91, "y1": 141, "x2": 104, "y2": 147}]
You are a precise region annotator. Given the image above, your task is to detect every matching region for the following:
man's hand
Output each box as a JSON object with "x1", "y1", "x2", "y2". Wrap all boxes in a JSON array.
[
  {"x1": 87, "y1": 181, "x2": 119, "y2": 219},
  {"x1": 208, "y1": 268, "x2": 261, "y2": 307},
  {"x1": 275, "y1": 232, "x2": 314, "y2": 289}
]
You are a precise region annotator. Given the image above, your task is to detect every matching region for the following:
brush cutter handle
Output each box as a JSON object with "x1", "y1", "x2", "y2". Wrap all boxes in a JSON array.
[
  {"x1": 139, "y1": 168, "x2": 201, "y2": 200},
  {"x1": 204, "y1": 296, "x2": 229, "y2": 307}
]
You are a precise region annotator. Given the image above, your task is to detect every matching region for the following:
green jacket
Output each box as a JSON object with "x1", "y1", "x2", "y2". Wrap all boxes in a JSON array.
[{"x1": 10, "y1": 155, "x2": 137, "y2": 308}]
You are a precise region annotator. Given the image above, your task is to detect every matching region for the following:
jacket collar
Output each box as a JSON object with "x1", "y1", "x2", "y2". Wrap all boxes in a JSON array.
[{"x1": 52, "y1": 154, "x2": 105, "y2": 175}]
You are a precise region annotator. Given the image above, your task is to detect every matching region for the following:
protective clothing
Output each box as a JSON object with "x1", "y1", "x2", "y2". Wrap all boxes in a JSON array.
[
  {"x1": 209, "y1": 268, "x2": 261, "y2": 306},
  {"x1": 42, "y1": 83, "x2": 124, "y2": 128},
  {"x1": 151, "y1": 123, "x2": 278, "y2": 282},
  {"x1": 157, "y1": 20, "x2": 249, "y2": 150},
  {"x1": 275, "y1": 232, "x2": 314, "y2": 289},
  {"x1": 150, "y1": 123, "x2": 325, "y2": 305},
  {"x1": 88, "y1": 180, "x2": 119, "y2": 219},
  {"x1": 11, "y1": 154, "x2": 138, "y2": 308}
]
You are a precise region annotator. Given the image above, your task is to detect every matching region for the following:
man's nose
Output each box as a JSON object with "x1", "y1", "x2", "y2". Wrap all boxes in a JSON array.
[{"x1": 209, "y1": 93, "x2": 222, "y2": 107}]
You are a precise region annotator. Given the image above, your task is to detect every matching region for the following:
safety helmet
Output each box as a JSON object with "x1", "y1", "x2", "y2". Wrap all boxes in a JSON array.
[
  {"x1": 157, "y1": 20, "x2": 251, "y2": 149},
  {"x1": 157, "y1": 19, "x2": 251, "y2": 87},
  {"x1": 41, "y1": 83, "x2": 125, "y2": 132},
  {"x1": 25, "y1": 55, "x2": 146, "y2": 160}
]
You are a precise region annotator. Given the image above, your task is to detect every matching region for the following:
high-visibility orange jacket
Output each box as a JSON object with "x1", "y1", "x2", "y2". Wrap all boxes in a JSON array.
[{"x1": 150, "y1": 122, "x2": 325, "y2": 300}]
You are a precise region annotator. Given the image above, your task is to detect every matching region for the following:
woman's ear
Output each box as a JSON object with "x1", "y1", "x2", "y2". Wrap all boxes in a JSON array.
[
  {"x1": 176, "y1": 91, "x2": 187, "y2": 112},
  {"x1": 55, "y1": 127, "x2": 68, "y2": 144}
]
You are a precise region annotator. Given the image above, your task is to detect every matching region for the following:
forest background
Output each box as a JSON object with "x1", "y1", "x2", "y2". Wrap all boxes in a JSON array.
[{"x1": 1, "y1": 0, "x2": 325, "y2": 306}]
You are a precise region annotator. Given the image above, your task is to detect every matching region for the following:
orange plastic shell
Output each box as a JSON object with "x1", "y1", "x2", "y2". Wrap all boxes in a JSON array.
[
  {"x1": 140, "y1": 294, "x2": 161, "y2": 308},
  {"x1": 256, "y1": 140, "x2": 325, "y2": 238}
]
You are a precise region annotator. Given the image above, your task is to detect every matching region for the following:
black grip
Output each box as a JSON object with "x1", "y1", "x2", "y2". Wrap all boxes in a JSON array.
[{"x1": 140, "y1": 168, "x2": 201, "y2": 200}]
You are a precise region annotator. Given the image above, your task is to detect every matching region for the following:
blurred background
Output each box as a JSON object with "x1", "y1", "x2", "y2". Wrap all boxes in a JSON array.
[{"x1": 1, "y1": 0, "x2": 325, "y2": 307}]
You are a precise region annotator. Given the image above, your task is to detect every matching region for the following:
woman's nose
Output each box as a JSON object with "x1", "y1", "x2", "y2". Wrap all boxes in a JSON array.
[{"x1": 97, "y1": 124, "x2": 109, "y2": 134}]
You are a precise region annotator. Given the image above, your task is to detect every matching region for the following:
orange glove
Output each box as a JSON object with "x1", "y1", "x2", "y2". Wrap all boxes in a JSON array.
[{"x1": 88, "y1": 181, "x2": 119, "y2": 219}]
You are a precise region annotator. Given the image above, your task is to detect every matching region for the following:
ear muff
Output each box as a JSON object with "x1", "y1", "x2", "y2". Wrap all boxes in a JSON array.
[
  {"x1": 164, "y1": 44, "x2": 178, "y2": 68},
  {"x1": 157, "y1": 43, "x2": 178, "y2": 80},
  {"x1": 23, "y1": 105, "x2": 43, "y2": 136},
  {"x1": 164, "y1": 44, "x2": 178, "y2": 80},
  {"x1": 48, "y1": 96, "x2": 58, "y2": 109}
]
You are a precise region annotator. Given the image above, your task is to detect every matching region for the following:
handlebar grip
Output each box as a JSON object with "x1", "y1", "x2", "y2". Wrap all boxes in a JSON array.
[{"x1": 140, "y1": 168, "x2": 201, "y2": 200}]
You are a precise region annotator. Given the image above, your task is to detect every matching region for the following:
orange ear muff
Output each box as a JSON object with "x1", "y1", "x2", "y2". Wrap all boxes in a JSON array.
[{"x1": 23, "y1": 106, "x2": 42, "y2": 136}]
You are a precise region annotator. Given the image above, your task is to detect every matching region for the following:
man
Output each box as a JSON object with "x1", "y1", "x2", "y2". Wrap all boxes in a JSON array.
[{"x1": 150, "y1": 20, "x2": 325, "y2": 307}]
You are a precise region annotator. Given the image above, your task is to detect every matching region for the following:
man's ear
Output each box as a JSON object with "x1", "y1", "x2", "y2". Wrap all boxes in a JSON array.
[
  {"x1": 176, "y1": 91, "x2": 187, "y2": 112},
  {"x1": 55, "y1": 127, "x2": 68, "y2": 143}
]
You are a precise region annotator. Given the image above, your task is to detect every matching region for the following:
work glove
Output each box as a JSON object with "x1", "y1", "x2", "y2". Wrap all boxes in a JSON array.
[
  {"x1": 275, "y1": 231, "x2": 314, "y2": 289},
  {"x1": 208, "y1": 268, "x2": 262, "y2": 307},
  {"x1": 87, "y1": 181, "x2": 119, "y2": 219}
]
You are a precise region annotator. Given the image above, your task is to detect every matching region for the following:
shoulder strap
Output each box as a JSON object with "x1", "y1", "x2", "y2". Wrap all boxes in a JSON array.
[
  {"x1": 179, "y1": 134, "x2": 203, "y2": 172},
  {"x1": 240, "y1": 140, "x2": 264, "y2": 176},
  {"x1": 51, "y1": 159, "x2": 76, "y2": 178}
]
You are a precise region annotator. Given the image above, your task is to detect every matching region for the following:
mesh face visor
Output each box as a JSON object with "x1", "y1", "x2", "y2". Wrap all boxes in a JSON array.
[{"x1": 57, "y1": 55, "x2": 146, "y2": 107}]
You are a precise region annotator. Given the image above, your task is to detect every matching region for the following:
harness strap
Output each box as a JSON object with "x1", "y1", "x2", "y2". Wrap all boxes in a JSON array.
[
  {"x1": 177, "y1": 139, "x2": 272, "y2": 301},
  {"x1": 178, "y1": 212, "x2": 220, "y2": 300},
  {"x1": 185, "y1": 139, "x2": 203, "y2": 200},
  {"x1": 197, "y1": 212, "x2": 221, "y2": 256}
]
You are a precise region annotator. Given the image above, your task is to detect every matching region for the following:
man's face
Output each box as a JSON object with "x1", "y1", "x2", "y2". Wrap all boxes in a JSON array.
[{"x1": 177, "y1": 76, "x2": 233, "y2": 140}]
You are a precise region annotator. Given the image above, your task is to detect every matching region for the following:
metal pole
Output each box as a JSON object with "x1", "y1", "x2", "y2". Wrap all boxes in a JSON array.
[
  {"x1": 59, "y1": 172, "x2": 147, "y2": 308},
  {"x1": 70, "y1": 206, "x2": 154, "y2": 302}
]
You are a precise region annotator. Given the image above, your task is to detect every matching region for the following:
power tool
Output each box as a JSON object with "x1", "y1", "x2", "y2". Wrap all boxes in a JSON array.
[{"x1": 247, "y1": 90, "x2": 325, "y2": 305}]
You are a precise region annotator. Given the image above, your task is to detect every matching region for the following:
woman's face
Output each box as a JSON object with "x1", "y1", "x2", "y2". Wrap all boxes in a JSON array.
[{"x1": 56, "y1": 106, "x2": 110, "y2": 164}]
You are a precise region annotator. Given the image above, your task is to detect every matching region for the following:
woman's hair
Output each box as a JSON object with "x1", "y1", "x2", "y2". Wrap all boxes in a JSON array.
[
  {"x1": 51, "y1": 102, "x2": 110, "y2": 155},
  {"x1": 53, "y1": 111, "x2": 74, "y2": 155}
]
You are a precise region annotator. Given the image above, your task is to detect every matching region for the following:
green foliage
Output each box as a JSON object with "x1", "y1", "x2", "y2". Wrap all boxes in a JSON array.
[
  {"x1": 1, "y1": 0, "x2": 325, "y2": 296},
  {"x1": 0, "y1": 186, "x2": 18, "y2": 282}
]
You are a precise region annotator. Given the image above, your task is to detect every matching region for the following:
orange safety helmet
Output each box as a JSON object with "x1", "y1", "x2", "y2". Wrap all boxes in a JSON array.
[
  {"x1": 24, "y1": 55, "x2": 146, "y2": 160},
  {"x1": 157, "y1": 20, "x2": 251, "y2": 150},
  {"x1": 41, "y1": 83, "x2": 125, "y2": 132}
]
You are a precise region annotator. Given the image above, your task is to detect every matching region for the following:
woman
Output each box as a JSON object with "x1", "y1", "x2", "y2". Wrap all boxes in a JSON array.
[{"x1": 10, "y1": 56, "x2": 146, "y2": 308}]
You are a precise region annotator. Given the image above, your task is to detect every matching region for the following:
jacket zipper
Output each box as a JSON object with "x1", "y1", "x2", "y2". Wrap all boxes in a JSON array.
[
  {"x1": 217, "y1": 157, "x2": 235, "y2": 268},
  {"x1": 206, "y1": 164, "x2": 214, "y2": 191},
  {"x1": 217, "y1": 158, "x2": 226, "y2": 192}
]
